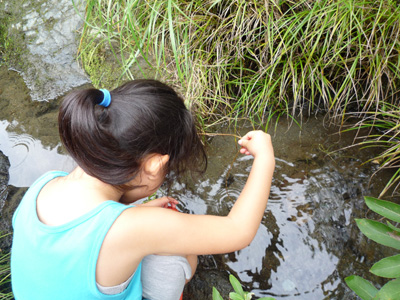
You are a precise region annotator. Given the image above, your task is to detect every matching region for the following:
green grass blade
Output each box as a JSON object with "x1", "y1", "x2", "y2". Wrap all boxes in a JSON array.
[{"x1": 212, "y1": 287, "x2": 224, "y2": 300}]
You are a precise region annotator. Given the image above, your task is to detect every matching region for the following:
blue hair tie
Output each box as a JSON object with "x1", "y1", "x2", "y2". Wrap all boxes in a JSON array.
[{"x1": 99, "y1": 89, "x2": 111, "y2": 107}]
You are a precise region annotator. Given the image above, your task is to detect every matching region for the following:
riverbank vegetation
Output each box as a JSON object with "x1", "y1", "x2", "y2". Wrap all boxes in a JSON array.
[
  {"x1": 0, "y1": 15, "x2": 8, "y2": 62},
  {"x1": 0, "y1": 234, "x2": 12, "y2": 299},
  {"x1": 78, "y1": 0, "x2": 400, "y2": 196},
  {"x1": 345, "y1": 197, "x2": 400, "y2": 299}
]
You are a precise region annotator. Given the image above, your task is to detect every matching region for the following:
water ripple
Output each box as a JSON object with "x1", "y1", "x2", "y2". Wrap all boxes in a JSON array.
[{"x1": 0, "y1": 120, "x2": 75, "y2": 187}]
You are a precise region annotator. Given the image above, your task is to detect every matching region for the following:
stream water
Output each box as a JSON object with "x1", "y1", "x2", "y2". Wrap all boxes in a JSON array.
[
  {"x1": 170, "y1": 118, "x2": 395, "y2": 299},
  {"x1": 0, "y1": 63, "x2": 397, "y2": 299}
]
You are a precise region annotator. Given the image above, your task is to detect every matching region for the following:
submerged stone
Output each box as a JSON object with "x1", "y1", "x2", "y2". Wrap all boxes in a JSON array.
[
  {"x1": 3, "y1": 0, "x2": 90, "y2": 101},
  {"x1": 0, "y1": 150, "x2": 10, "y2": 206},
  {"x1": 0, "y1": 185, "x2": 26, "y2": 251},
  {"x1": 0, "y1": 150, "x2": 11, "y2": 249}
]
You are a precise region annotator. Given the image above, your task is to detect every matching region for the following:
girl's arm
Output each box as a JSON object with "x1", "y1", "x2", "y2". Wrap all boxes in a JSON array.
[{"x1": 114, "y1": 130, "x2": 275, "y2": 257}]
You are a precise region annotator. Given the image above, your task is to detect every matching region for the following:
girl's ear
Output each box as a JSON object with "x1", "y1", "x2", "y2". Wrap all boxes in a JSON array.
[{"x1": 143, "y1": 154, "x2": 170, "y2": 178}]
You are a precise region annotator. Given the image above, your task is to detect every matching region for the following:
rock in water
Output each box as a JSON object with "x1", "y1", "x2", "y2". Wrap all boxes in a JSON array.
[
  {"x1": 3, "y1": 0, "x2": 90, "y2": 101},
  {"x1": 0, "y1": 150, "x2": 26, "y2": 250},
  {"x1": 0, "y1": 150, "x2": 10, "y2": 247},
  {"x1": 0, "y1": 150, "x2": 10, "y2": 208}
]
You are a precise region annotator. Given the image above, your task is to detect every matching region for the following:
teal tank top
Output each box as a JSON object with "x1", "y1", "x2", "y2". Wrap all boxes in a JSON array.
[{"x1": 11, "y1": 171, "x2": 143, "y2": 300}]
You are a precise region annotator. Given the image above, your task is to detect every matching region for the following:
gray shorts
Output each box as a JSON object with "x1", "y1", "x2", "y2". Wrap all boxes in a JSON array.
[{"x1": 142, "y1": 255, "x2": 192, "y2": 300}]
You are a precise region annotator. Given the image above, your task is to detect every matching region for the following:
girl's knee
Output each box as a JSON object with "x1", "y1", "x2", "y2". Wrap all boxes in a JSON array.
[
  {"x1": 141, "y1": 255, "x2": 193, "y2": 300},
  {"x1": 185, "y1": 254, "x2": 198, "y2": 282}
]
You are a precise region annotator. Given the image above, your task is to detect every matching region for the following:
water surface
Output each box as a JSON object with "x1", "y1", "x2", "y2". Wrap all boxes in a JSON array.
[
  {"x1": 167, "y1": 119, "x2": 393, "y2": 299},
  {"x1": 0, "y1": 66, "x2": 395, "y2": 299}
]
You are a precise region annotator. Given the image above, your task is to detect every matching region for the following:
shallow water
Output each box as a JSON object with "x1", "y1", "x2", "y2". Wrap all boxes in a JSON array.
[
  {"x1": 167, "y1": 120, "x2": 394, "y2": 299},
  {"x1": 0, "y1": 70, "x2": 396, "y2": 300},
  {"x1": 0, "y1": 67, "x2": 75, "y2": 187},
  {"x1": 0, "y1": 119, "x2": 74, "y2": 187}
]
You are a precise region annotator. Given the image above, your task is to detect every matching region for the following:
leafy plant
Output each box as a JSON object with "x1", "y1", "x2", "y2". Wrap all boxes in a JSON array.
[
  {"x1": 345, "y1": 196, "x2": 400, "y2": 300},
  {"x1": 212, "y1": 274, "x2": 275, "y2": 300}
]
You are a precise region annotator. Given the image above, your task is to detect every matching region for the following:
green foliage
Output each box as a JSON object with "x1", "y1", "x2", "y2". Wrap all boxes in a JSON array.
[
  {"x1": 213, "y1": 287, "x2": 224, "y2": 300},
  {"x1": 375, "y1": 278, "x2": 400, "y2": 299},
  {"x1": 79, "y1": 0, "x2": 400, "y2": 195},
  {"x1": 79, "y1": 0, "x2": 400, "y2": 129},
  {"x1": 345, "y1": 196, "x2": 400, "y2": 300},
  {"x1": 212, "y1": 274, "x2": 275, "y2": 300},
  {"x1": 365, "y1": 197, "x2": 400, "y2": 223},
  {"x1": 370, "y1": 255, "x2": 400, "y2": 278},
  {"x1": 0, "y1": 15, "x2": 11, "y2": 64},
  {"x1": 356, "y1": 219, "x2": 400, "y2": 250},
  {"x1": 346, "y1": 104, "x2": 400, "y2": 196},
  {"x1": 345, "y1": 276, "x2": 378, "y2": 299},
  {"x1": 0, "y1": 233, "x2": 13, "y2": 299}
]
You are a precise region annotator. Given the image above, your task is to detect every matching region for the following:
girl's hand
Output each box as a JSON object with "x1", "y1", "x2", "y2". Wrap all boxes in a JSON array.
[
  {"x1": 138, "y1": 196, "x2": 179, "y2": 209},
  {"x1": 238, "y1": 130, "x2": 274, "y2": 159}
]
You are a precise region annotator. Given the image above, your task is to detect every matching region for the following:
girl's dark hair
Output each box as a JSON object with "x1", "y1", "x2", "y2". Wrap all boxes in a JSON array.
[{"x1": 58, "y1": 79, "x2": 207, "y2": 189}]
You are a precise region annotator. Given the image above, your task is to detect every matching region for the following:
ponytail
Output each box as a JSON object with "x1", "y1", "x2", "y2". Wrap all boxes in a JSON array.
[{"x1": 58, "y1": 80, "x2": 207, "y2": 189}]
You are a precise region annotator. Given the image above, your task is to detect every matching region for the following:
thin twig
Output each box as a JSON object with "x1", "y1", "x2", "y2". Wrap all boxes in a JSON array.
[{"x1": 199, "y1": 132, "x2": 242, "y2": 139}]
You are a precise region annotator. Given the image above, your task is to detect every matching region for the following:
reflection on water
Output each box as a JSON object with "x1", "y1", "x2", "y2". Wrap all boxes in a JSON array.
[
  {"x1": 0, "y1": 120, "x2": 74, "y2": 187},
  {"x1": 0, "y1": 66, "x2": 75, "y2": 187},
  {"x1": 167, "y1": 119, "x2": 393, "y2": 299}
]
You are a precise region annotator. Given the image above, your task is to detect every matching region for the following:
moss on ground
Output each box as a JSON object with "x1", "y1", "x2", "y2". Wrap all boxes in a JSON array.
[
  {"x1": 79, "y1": 39, "x2": 124, "y2": 89},
  {"x1": 0, "y1": 1, "x2": 30, "y2": 69}
]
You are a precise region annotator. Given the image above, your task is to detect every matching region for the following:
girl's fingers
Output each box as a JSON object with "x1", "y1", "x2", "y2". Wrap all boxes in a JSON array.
[
  {"x1": 142, "y1": 197, "x2": 179, "y2": 208},
  {"x1": 238, "y1": 132, "x2": 253, "y2": 150},
  {"x1": 163, "y1": 197, "x2": 178, "y2": 208},
  {"x1": 239, "y1": 148, "x2": 250, "y2": 155}
]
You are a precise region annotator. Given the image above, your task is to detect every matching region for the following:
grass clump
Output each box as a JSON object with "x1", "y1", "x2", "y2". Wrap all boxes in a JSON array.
[
  {"x1": 347, "y1": 102, "x2": 400, "y2": 196},
  {"x1": 79, "y1": 39, "x2": 122, "y2": 89},
  {"x1": 0, "y1": 14, "x2": 11, "y2": 64},
  {"x1": 0, "y1": 233, "x2": 13, "y2": 300},
  {"x1": 79, "y1": 0, "x2": 400, "y2": 127},
  {"x1": 79, "y1": 0, "x2": 400, "y2": 193}
]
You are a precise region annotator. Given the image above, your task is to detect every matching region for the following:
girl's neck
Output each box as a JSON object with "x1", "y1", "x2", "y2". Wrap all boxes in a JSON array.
[{"x1": 67, "y1": 167, "x2": 124, "y2": 202}]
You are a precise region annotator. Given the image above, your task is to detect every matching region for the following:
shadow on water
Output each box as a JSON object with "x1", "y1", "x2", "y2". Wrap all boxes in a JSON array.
[{"x1": 0, "y1": 67, "x2": 397, "y2": 300}]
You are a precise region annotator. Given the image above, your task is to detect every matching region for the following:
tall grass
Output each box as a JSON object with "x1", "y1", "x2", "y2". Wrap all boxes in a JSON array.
[
  {"x1": 78, "y1": 0, "x2": 400, "y2": 193},
  {"x1": 0, "y1": 233, "x2": 13, "y2": 300},
  {"x1": 78, "y1": 0, "x2": 400, "y2": 126},
  {"x1": 346, "y1": 102, "x2": 400, "y2": 196}
]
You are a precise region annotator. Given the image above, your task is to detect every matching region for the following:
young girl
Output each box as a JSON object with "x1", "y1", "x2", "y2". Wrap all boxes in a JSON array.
[{"x1": 11, "y1": 79, "x2": 275, "y2": 300}]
